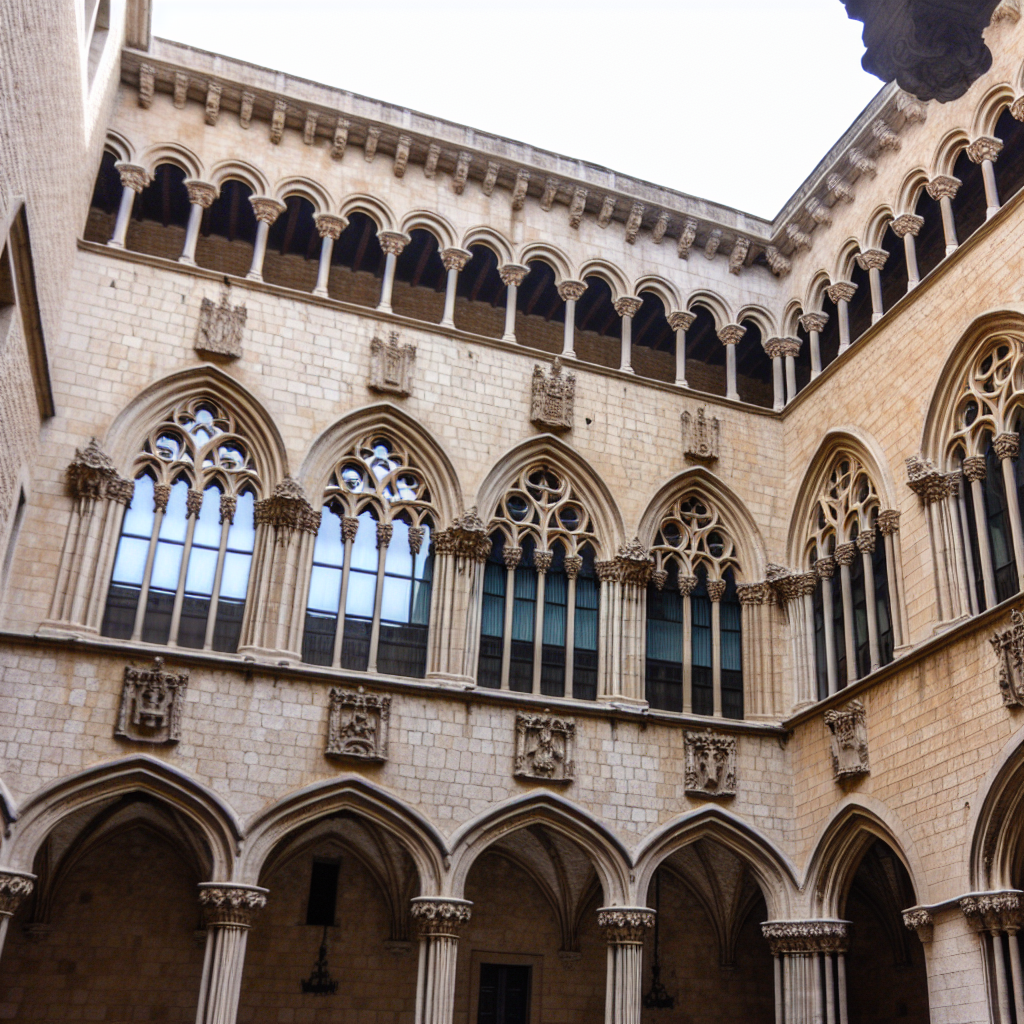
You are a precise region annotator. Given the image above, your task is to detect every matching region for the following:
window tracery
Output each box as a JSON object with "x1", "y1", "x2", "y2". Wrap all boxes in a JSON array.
[
  {"x1": 478, "y1": 465, "x2": 600, "y2": 700},
  {"x1": 102, "y1": 400, "x2": 259, "y2": 652},
  {"x1": 302, "y1": 436, "x2": 435, "y2": 678}
]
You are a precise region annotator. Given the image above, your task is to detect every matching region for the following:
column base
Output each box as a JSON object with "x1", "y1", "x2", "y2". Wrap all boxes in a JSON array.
[
  {"x1": 675, "y1": 378, "x2": 689, "y2": 388},
  {"x1": 987, "y1": 207, "x2": 999, "y2": 219},
  {"x1": 907, "y1": 278, "x2": 920, "y2": 291},
  {"x1": 312, "y1": 287, "x2": 328, "y2": 298},
  {"x1": 36, "y1": 620, "x2": 98, "y2": 638},
  {"x1": 501, "y1": 333, "x2": 517, "y2": 343},
  {"x1": 376, "y1": 303, "x2": 392, "y2": 313},
  {"x1": 178, "y1": 255, "x2": 196, "y2": 266},
  {"x1": 726, "y1": 390, "x2": 740, "y2": 402},
  {"x1": 425, "y1": 671, "x2": 476, "y2": 690},
  {"x1": 773, "y1": 400, "x2": 785, "y2": 412},
  {"x1": 245, "y1": 271, "x2": 263, "y2": 282},
  {"x1": 106, "y1": 240, "x2": 124, "y2": 249},
  {"x1": 945, "y1": 244, "x2": 958, "y2": 257},
  {"x1": 620, "y1": 365, "x2": 635, "y2": 374},
  {"x1": 597, "y1": 694, "x2": 649, "y2": 711},
  {"x1": 440, "y1": 318, "x2": 456, "y2": 328},
  {"x1": 562, "y1": 350, "x2": 576, "y2": 359},
  {"x1": 871, "y1": 312, "x2": 883, "y2": 324},
  {"x1": 838, "y1": 342, "x2": 850, "y2": 354},
  {"x1": 235, "y1": 644, "x2": 302, "y2": 665}
]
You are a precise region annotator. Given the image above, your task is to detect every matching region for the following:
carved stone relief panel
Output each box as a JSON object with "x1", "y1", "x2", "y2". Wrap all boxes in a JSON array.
[
  {"x1": 824, "y1": 699, "x2": 869, "y2": 779},
  {"x1": 530, "y1": 358, "x2": 575, "y2": 432},
  {"x1": 195, "y1": 293, "x2": 247, "y2": 359},
  {"x1": 368, "y1": 330, "x2": 416, "y2": 397},
  {"x1": 514, "y1": 710, "x2": 575, "y2": 782},
  {"x1": 684, "y1": 729, "x2": 737, "y2": 796},
  {"x1": 326, "y1": 686, "x2": 391, "y2": 761},
  {"x1": 681, "y1": 407, "x2": 720, "y2": 464},
  {"x1": 991, "y1": 607, "x2": 1024, "y2": 707},
  {"x1": 115, "y1": 657, "x2": 188, "y2": 744}
]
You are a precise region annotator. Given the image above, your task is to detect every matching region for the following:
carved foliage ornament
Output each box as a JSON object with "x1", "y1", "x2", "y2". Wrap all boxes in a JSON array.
[
  {"x1": 824, "y1": 699, "x2": 869, "y2": 779},
  {"x1": 960, "y1": 891, "x2": 1022, "y2": 932},
  {"x1": 115, "y1": 657, "x2": 188, "y2": 744},
  {"x1": 652, "y1": 494, "x2": 739, "y2": 586},
  {"x1": 681, "y1": 407, "x2": 720, "y2": 463},
  {"x1": 198, "y1": 884, "x2": 268, "y2": 929},
  {"x1": 410, "y1": 898, "x2": 472, "y2": 938},
  {"x1": 531, "y1": 358, "x2": 576, "y2": 432},
  {"x1": 433, "y1": 507, "x2": 491, "y2": 562},
  {"x1": 196, "y1": 293, "x2": 246, "y2": 359},
  {"x1": 684, "y1": 730, "x2": 737, "y2": 797},
  {"x1": 515, "y1": 710, "x2": 575, "y2": 783},
  {"x1": 255, "y1": 477, "x2": 320, "y2": 534},
  {"x1": 0, "y1": 872, "x2": 35, "y2": 917},
  {"x1": 762, "y1": 920, "x2": 850, "y2": 955},
  {"x1": 991, "y1": 608, "x2": 1024, "y2": 707},
  {"x1": 67, "y1": 438, "x2": 134, "y2": 506},
  {"x1": 597, "y1": 908, "x2": 656, "y2": 945},
  {"x1": 369, "y1": 330, "x2": 416, "y2": 397},
  {"x1": 326, "y1": 686, "x2": 390, "y2": 761}
]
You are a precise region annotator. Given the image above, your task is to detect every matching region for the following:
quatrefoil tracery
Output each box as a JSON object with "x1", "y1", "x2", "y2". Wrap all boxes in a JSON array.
[{"x1": 652, "y1": 495, "x2": 739, "y2": 582}]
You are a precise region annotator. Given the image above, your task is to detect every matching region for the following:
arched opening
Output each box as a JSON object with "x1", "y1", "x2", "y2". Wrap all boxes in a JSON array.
[
  {"x1": 951, "y1": 148, "x2": 987, "y2": 244},
  {"x1": 391, "y1": 227, "x2": 446, "y2": 322},
  {"x1": 84, "y1": 149, "x2": 126, "y2": 243},
  {"x1": 514, "y1": 259, "x2": 564, "y2": 353},
  {"x1": 793, "y1": 315, "x2": 813, "y2": 392},
  {"x1": 124, "y1": 162, "x2": 191, "y2": 259},
  {"x1": 631, "y1": 291, "x2": 676, "y2": 383},
  {"x1": 453, "y1": 243, "x2": 506, "y2": 338},
  {"x1": 327, "y1": 211, "x2": 386, "y2": 307},
  {"x1": 196, "y1": 178, "x2": 258, "y2": 278},
  {"x1": 843, "y1": 839, "x2": 929, "y2": 1024},
  {"x1": 735, "y1": 318, "x2": 772, "y2": 408},
  {"x1": 912, "y1": 188, "x2": 945, "y2": 280},
  {"x1": 683, "y1": 305, "x2": 726, "y2": 397},
  {"x1": 847, "y1": 262, "x2": 872, "y2": 343},
  {"x1": 878, "y1": 222, "x2": 909, "y2": 311},
  {"x1": 641, "y1": 839, "x2": 773, "y2": 1022},
  {"x1": 575, "y1": 275, "x2": 621, "y2": 369},
  {"x1": 993, "y1": 108, "x2": 1024, "y2": 204},
  {"x1": 263, "y1": 194, "x2": 319, "y2": 292},
  {"x1": 819, "y1": 290, "x2": 842, "y2": 371}
]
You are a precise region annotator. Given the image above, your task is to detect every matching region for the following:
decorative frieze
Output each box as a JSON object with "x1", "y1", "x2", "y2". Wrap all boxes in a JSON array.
[
  {"x1": 762, "y1": 920, "x2": 850, "y2": 955},
  {"x1": 410, "y1": 898, "x2": 472, "y2": 938},
  {"x1": 254, "y1": 477, "x2": 321, "y2": 534},
  {"x1": 681, "y1": 406, "x2": 720, "y2": 464},
  {"x1": 530, "y1": 358, "x2": 575, "y2": 432},
  {"x1": 684, "y1": 730, "x2": 737, "y2": 797},
  {"x1": 597, "y1": 908, "x2": 656, "y2": 945},
  {"x1": 115, "y1": 657, "x2": 188, "y2": 745},
  {"x1": 990, "y1": 608, "x2": 1024, "y2": 707},
  {"x1": 196, "y1": 293, "x2": 247, "y2": 359},
  {"x1": 198, "y1": 884, "x2": 268, "y2": 929},
  {"x1": 326, "y1": 686, "x2": 391, "y2": 762},
  {"x1": 514, "y1": 710, "x2": 576, "y2": 783},
  {"x1": 824, "y1": 700, "x2": 869, "y2": 779},
  {"x1": 67, "y1": 438, "x2": 133, "y2": 505},
  {"x1": 0, "y1": 871, "x2": 34, "y2": 918},
  {"x1": 960, "y1": 891, "x2": 1022, "y2": 932}
]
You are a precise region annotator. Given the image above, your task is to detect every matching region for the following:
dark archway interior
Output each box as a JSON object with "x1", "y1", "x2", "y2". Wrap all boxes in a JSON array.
[
  {"x1": 952, "y1": 149, "x2": 987, "y2": 244},
  {"x1": 848, "y1": 262, "x2": 872, "y2": 343},
  {"x1": 794, "y1": 316, "x2": 812, "y2": 393},
  {"x1": 685, "y1": 305, "x2": 726, "y2": 397},
  {"x1": 327, "y1": 211, "x2": 385, "y2": 307},
  {"x1": 391, "y1": 228, "x2": 446, "y2": 322},
  {"x1": 453, "y1": 243, "x2": 505, "y2": 338},
  {"x1": 819, "y1": 290, "x2": 842, "y2": 371},
  {"x1": 576, "y1": 275, "x2": 622, "y2": 371},
  {"x1": 515, "y1": 258, "x2": 564, "y2": 354},
  {"x1": 83, "y1": 149, "x2": 121, "y2": 242},
  {"x1": 994, "y1": 108, "x2": 1024, "y2": 204},
  {"x1": 879, "y1": 223, "x2": 909, "y2": 314},
  {"x1": 736, "y1": 318, "x2": 773, "y2": 408},
  {"x1": 632, "y1": 291, "x2": 675, "y2": 383},
  {"x1": 196, "y1": 178, "x2": 257, "y2": 277},
  {"x1": 914, "y1": 189, "x2": 946, "y2": 280},
  {"x1": 122, "y1": 162, "x2": 191, "y2": 260},
  {"x1": 263, "y1": 194, "x2": 318, "y2": 292}
]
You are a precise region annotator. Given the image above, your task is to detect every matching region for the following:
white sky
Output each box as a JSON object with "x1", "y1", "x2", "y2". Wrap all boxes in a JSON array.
[{"x1": 150, "y1": 0, "x2": 882, "y2": 218}]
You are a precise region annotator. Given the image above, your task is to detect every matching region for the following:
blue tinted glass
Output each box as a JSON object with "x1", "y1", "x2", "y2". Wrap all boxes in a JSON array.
[
  {"x1": 350, "y1": 511, "x2": 379, "y2": 571},
  {"x1": 307, "y1": 564, "x2": 342, "y2": 613},
  {"x1": 191, "y1": 486, "x2": 222, "y2": 548},
  {"x1": 345, "y1": 567, "x2": 376, "y2": 617},
  {"x1": 312, "y1": 506, "x2": 344, "y2": 568},
  {"x1": 219, "y1": 551, "x2": 252, "y2": 601},
  {"x1": 385, "y1": 519, "x2": 413, "y2": 576},
  {"x1": 150, "y1": 540, "x2": 184, "y2": 592},
  {"x1": 122, "y1": 475, "x2": 155, "y2": 538},
  {"x1": 414, "y1": 524, "x2": 432, "y2": 579},
  {"x1": 111, "y1": 536, "x2": 150, "y2": 585},
  {"x1": 381, "y1": 575, "x2": 412, "y2": 624},
  {"x1": 184, "y1": 546, "x2": 217, "y2": 595},
  {"x1": 158, "y1": 480, "x2": 189, "y2": 542},
  {"x1": 226, "y1": 492, "x2": 256, "y2": 553}
]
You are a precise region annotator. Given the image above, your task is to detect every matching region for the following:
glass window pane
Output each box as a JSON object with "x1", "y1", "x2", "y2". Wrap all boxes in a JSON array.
[
  {"x1": 150, "y1": 540, "x2": 184, "y2": 593},
  {"x1": 411, "y1": 575, "x2": 432, "y2": 626},
  {"x1": 184, "y1": 545, "x2": 218, "y2": 595},
  {"x1": 111, "y1": 536, "x2": 150, "y2": 585},
  {"x1": 307, "y1": 565, "x2": 341, "y2": 613},
  {"x1": 647, "y1": 618, "x2": 682, "y2": 662},
  {"x1": 219, "y1": 551, "x2": 252, "y2": 602},
  {"x1": 384, "y1": 519, "x2": 413, "y2": 576},
  {"x1": 312, "y1": 506, "x2": 344, "y2": 568},
  {"x1": 692, "y1": 596, "x2": 712, "y2": 668},
  {"x1": 346, "y1": 568, "x2": 376, "y2": 618},
  {"x1": 350, "y1": 511, "x2": 379, "y2": 571},
  {"x1": 191, "y1": 486, "x2": 222, "y2": 548},
  {"x1": 381, "y1": 575, "x2": 412, "y2": 624},
  {"x1": 227, "y1": 491, "x2": 256, "y2": 553},
  {"x1": 158, "y1": 480, "x2": 190, "y2": 542},
  {"x1": 414, "y1": 524, "x2": 432, "y2": 579},
  {"x1": 121, "y1": 474, "x2": 155, "y2": 537},
  {"x1": 575, "y1": 607, "x2": 598, "y2": 651}
]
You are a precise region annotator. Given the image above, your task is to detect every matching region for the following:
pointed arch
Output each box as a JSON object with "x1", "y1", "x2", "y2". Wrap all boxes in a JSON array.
[
  {"x1": 273, "y1": 175, "x2": 333, "y2": 214},
  {"x1": 637, "y1": 466, "x2": 767, "y2": 579},
  {"x1": 578, "y1": 258, "x2": 630, "y2": 301},
  {"x1": 338, "y1": 192, "x2": 396, "y2": 232},
  {"x1": 4, "y1": 755, "x2": 240, "y2": 878},
  {"x1": 446, "y1": 791, "x2": 631, "y2": 905},
  {"x1": 297, "y1": 401, "x2": 463, "y2": 526},
  {"x1": 102, "y1": 364, "x2": 288, "y2": 487},
  {"x1": 633, "y1": 806, "x2": 797, "y2": 919},
  {"x1": 972, "y1": 83, "x2": 1016, "y2": 137},
  {"x1": 460, "y1": 225, "x2": 514, "y2": 266},
  {"x1": 932, "y1": 128, "x2": 971, "y2": 178},
  {"x1": 140, "y1": 142, "x2": 202, "y2": 180},
  {"x1": 686, "y1": 290, "x2": 733, "y2": 331},
  {"x1": 208, "y1": 159, "x2": 270, "y2": 196},
  {"x1": 863, "y1": 204, "x2": 896, "y2": 250},
  {"x1": 634, "y1": 274, "x2": 682, "y2": 314},
  {"x1": 239, "y1": 774, "x2": 447, "y2": 892},
  {"x1": 399, "y1": 210, "x2": 457, "y2": 250},
  {"x1": 103, "y1": 129, "x2": 134, "y2": 165},
  {"x1": 736, "y1": 303, "x2": 778, "y2": 339},
  {"x1": 474, "y1": 434, "x2": 625, "y2": 554},
  {"x1": 516, "y1": 242, "x2": 571, "y2": 283},
  {"x1": 968, "y1": 722, "x2": 1024, "y2": 891},
  {"x1": 786, "y1": 428, "x2": 897, "y2": 565},
  {"x1": 803, "y1": 801, "x2": 924, "y2": 918}
]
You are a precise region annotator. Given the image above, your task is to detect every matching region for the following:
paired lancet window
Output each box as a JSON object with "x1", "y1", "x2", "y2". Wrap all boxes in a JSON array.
[
  {"x1": 102, "y1": 401, "x2": 258, "y2": 651},
  {"x1": 644, "y1": 496, "x2": 743, "y2": 719},
  {"x1": 477, "y1": 465, "x2": 600, "y2": 700},
  {"x1": 302, "y1": 437, "x2": 434, "y2": 678}
]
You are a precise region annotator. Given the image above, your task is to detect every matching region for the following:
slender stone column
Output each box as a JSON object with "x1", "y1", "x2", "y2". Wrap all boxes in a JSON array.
[
  {"x1": 781, "y1": 338, "x2": 801, "y2": 403},
  {"x1": 994, "y1": 432, "x2": 1024, "y2": 591},
  {"x1": 532, "y1": 550, "x2": 553, "y2": 694},
  {"x1": 799, "y1": 312, "x2": 828, "y2": 379},
  {"x1": 614, "y1": 296, "x2": 642, "y2": 374},
  {"x1": 376, "y1": 231, "x2": 411, "y2": 312},
  {"x1": 856, "y1": 531, "x2": 881, "y2": 672},
  {"x1": 963, "y1": 455, "x2": 997, "y2": 609},
  {"x1": 926, "y1": 176, "x2": 962, "y2": 256},
  {"x1": 772, "y1": 571, "x2": 819, "y2": 709},
  {"x1": 668, "y1": 309, "x2": 696, "y2": 387},
  {"x1": 246, "y1": 197, "x2": 286, "y2": 281},
  {"x1": 557, "y1": 280, "x2": 587, "y2": 358},
  {"x1": 967, "y1": 136, "x2": 1004, "y2": 218},
  {"x1": 718, "y1": 323, "x2": 746, "y2": 401},
  {"x1": 194, "y1": 883, "x2": 268, "y2": 1024},
  {"x1": 598, "y1": 907, "x2": 655, "y2": 1024},
  {"x1": 410, "y1": 898, "x2": 472, "y2": 1024},
  {"x1": 499, "y1": 264, "x2": 530, "y2": 343},
  {"x1": 595, "y1": 543, "x2": 653, "y2": 706},
  {"x1": 707, "y1": 578, "x2": 726, "y2": 717},
  {"x1": 312, "y1": 213, "x2": 347, "y2": 297},
  {"x1": 109, "y1": 162, "x2": 150, "y2": 248},
  {"x1": 854, "y1": 249, "x2": 889, "y2": 324},
  {"x1": 439, "y1": 247, "x2": 473, "y2": 328},
  {"x1": 815, "y1": 557, "x2": 839, "y2": 695},
  {"x1": 180, "y1": 181, "x2": 218, "y2": 265},
  {"x1": 764, "y1": 338, "x2": 787, "y2": 411},
  {"x1": 0, "y1": 870, "x2": 35, "y2": 961},
  {"x1": 762, "y1": 920, "x2": 850, "y2": 1024},
  {"x1": 960, "y1": 892, "x2": 1024, "y2": 1024},
  {"x1": 826, "y1": 282, "x2": 856, "y2": 352},
  {"x1": 890, "y1": 214, "x2": 924, "y2": 291},
  {"x1": 876, "y1": 510, "x2": 905, "y2": 648},
  {"x1": 834, "y1": 542, "x2": 858, "y2": 683}
]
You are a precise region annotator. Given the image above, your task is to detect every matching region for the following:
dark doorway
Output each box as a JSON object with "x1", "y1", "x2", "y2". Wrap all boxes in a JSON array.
[{"x1": 478, "y1": 963, "x2": 531, "y2": 1024}]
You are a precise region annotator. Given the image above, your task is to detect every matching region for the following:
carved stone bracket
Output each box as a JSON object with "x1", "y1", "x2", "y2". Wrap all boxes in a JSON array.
[
  {"x1": 926, "y1": 175, "x2": 962, "y2": 201},
  {"x1": 410, "y1": 897, "x2": 472, "y2": 938},
  {"x1": 434, "y1": 507, "x2": 491, "y2": 562},
  {"x1": 991, "y1": 608, "x2": 1024, "y2": 707},
  {"x1": 67, "y1": 438, "x2": 133, "y2": 505},
  {"x1": 799, "y1": 311, "x2": 829, "y2": 334},
  {"x1": 115, "y1": 657, "x2": 188, "y2": 744},
  {"x1": 255, "y1": 477, "x2": 321, "y2": 534},
  {"x1": 762, "y1": 920, "x2": 850, "y2": 955},
  {"x1": 597, "y1": 908, "x2": 656, "y2": 945},
  {"x1": 198, "y1": 883, "x2": 268, "y2": 929},
  {"x1": 0, "y1": 870, "x2": 35, "y2": 918},
  {"x1": 960, "y1": 891, "x2": 1023, "y2": 933},
  {"x1": 326, "y1": 686, "x2": 391, "y2": 761},
  {"x1": 890, "y1": 214, "x2": 924, "y2": 238},
  {"x1": 826, "y1": 281, "x2": 857, "y2": 305},
  {"x1": 902, "y1": 907, "x2": 934, "y2": 942},
  {"x1": 906, "y1": 455, "x2": 951, "y2": 504},
  {"x1": 681, "y1": 407, "x2": 720, "y2": 464},
  {"x1": 196, "y1": 293, "x2": 246, "y2": 359},
  {"x1": 824, "y1": 700, "x2": 869, "y2": 779},
  {"x1": 684, "y1": 730, "x2": 737, "y2": 797},
  {"x1": 369, "y1": 330, "x2": 415, "y2": 397},
  {"x1": 530, "y1": 359, "x2": 575, "y2": 432},
  {"x1": 515, "y1": 710, "x2": 575, "y2": 783}
]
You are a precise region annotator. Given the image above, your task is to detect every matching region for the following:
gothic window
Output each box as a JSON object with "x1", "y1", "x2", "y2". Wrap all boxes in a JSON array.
[
  {"x1": 301, "y1": 436, "x2": 434, "y2": 678},
  {"x1": 645, "y1": 495, "x2": 743, "y2": 719},
  {"x1": 101, "y1": 400, "x2": 259, "y2": 652},
  {"x1": 807, "y1": 455, "x2": 896, "y2": 698},
  {"x1": 477, "y1": 465, "x2": 600, "y2": 700}
]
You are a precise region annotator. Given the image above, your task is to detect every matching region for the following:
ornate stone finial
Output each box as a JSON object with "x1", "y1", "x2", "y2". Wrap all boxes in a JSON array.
[
  {"x1": 991, "y1": 607, "x2": 1024, "y2": 707},
  {"x1": 198, "y1": 884, "x2": 268, "y2": 929},
  {"x1": 364, "y1": 126, "x2": 381, "y2": 162},
  {"x1": 764, "y1": 246, "x2": 791, "y2": 277},
  {"x1": 926, "y1": 175, "x2": 962, "y2": 201},
  {"x1": 826, "y1": 281, "x2": 857, "y2": 305},
  {"x1": 902, "y1": 908, "x2": 934, "y2": 942},
  {"x1": 762, "y1": 920, "x2": 850, "y2": 956},
  {"x1": 824, "y1": 700, "x2": 869, "y2": 780},
  {"x1": 717, "y1": 323, "x2": 746, "y2": 346},
  {"x1": 327, "y1": 686, "x2": 391, "y2": 761},
  {"x1": 890, "y1": 213, "x2": 924, "y2": 238},
  {"x1": 184, "y1": 180, "x2": 218, "y2": 209},
  {"x1": 994, "y1": 432, "x2": 1021, "y2": 461},
  {"x1": 597, "y1": 908, "x2": 656, "y2": 945},
  {"x1": 968, "y1": 136, "x2": 1004, "y2": 165},
  {"x1": 806, "y1": 197, "x2": 832, "y2": 227},
  {"x1": 962, "y1": 456, "x2": 987, "y2": 482},
  {"x1": 799, "y1": 311, "x2": 829, "y2": 334},
  {"x1": 0, "y1": 871, "x2": 35, "y2": 918},
  {"x1": 255, "y1": 477, "x2": 321, "y2": 534},
  {"x1": 598, "y1": 196, "x2": 616, "y2": 229},
  {"x1": 905, "y1": 454, "x2": 950, "y2": 504},
  {"x1": 114, "y1": 162, "x2": 150, "y2": 193},
  {"x1": 511, "y1": 169, "x2": 530, "y2": 210},
  {"x1": 249, "y1": 196, "x2": 286, "y2": 225},
  {"x1": 785, "y1": 224, "x2": 812, "y2": 252},
  {"x1": 269, "y1": 99, "x2": 287, "y2": 144},
  {"x1": 314, "y1": 213, "x2": 348, "y2": 240},
  {"x1": 677, "y1": 218, "x2": 698, "y2": 259},
  {"x1": 827, "y1": 174, "x2": 854, "y2": 203},
  {"x1": 624, "y1": 202, "x2": 645, "y2": 245},
  {"x1": 378, "y1": 231, "x2": 411, "y2": 257},
  {"x1": 568, "y1": 187, "x2": 588, "y2": 229},
  {"x1": 499, "y1": 263, "x2": 530, "y2": 288},
  {"x1": 393, "y1": 135, "x2": 412, "y2": 178},
  {"x1": 479, "y1": 161, "x2": 500, "y2": 196},
  {"x1": 440, "y1": 248, "x2": 473, "y2": 273},
  {"x1": 115, "y1": 658, "x2": 188, "y2": 744},
  {"x1": 704, "y1": 228, "x2": 723, "y2": 260},
  {"x1": 872, "y1": 118, "x2": 902, "y2": 151},
  {"x1": 205, "y1": 82, "x2": 222, "y2": 126},
  {"x1": 557, "y1": 280, "x2": 587, "y2": 303},
  {"x1": 681, "y1": 406, "x2": 720, "y2": 464},
  {"x1": 173, "y1": 71, "x2": 189, "y2": 108},
  {"x1": 410, "y1": 898, "x2": 472, "y2": 938},
  {"x1": 515, "y1": 709, "x2": 576, "y2": 782},
  {"x1": 303, "y1": 110, "x2": 319, "y2": 146},
  {"x1": 876, "y1": 509, "x2": 901, "y2": 535},
  {"x1": 332, "y1": 119, "x2": 349, "y2": 159},
  {"x1": 729, "y1": 237, "x2": 751, "y2": 274},
  {"x1": 614, "y1": 296, "x2": 642, "y2": 319},
  {"x1": 540, "y1": 177, "x2": 559, "y2": 211},
  {"x1": 239, "y1": 91, "x2": 255, "y2": 130},
  {"x1": 138, "y1": 64, "x2": 155, "y2": 108},
  {"x1": 531, "y1": 359, "x2": 576, "y2": 432},
  {"x1": 652, "y1": 211, "x2": 670, "y2": 244},
  {"x1": 855, "y1": 248, "x2": 889, "y2": 271},
  {"x1": 684, "y1": 730, "x2": 737, "y2": 797},
  {"x1": 196, "y1": 293, "x2": 247, "y2": 359},
  {"x1": 667, "y1": 310, "x2": 696, "y2": 333}
]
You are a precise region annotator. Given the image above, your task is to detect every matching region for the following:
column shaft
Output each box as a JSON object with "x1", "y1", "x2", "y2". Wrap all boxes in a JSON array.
[
  {"x1": 821, "y1": 576, "x2": 839, "y2": 695},
  {"x1": 180, "y1": 202, "x2": 204, "y2": 265},
  {"x1": 868, "y1": 268, "x2": 883, "y2": 323},
  {"x1": 378, "y1": 252, "x2": 398, "y2": 312},
  {"x1": 861, "y1": 549, "x2": 881, "y2": 672},
  {"x1": 675, "y1": 327, "x2": 687, "y2": 386},
  {"x1": 809, "y1": 331, "x2": 822, "y2": 377},
  {"x1": 839, "y1": 562, "x2": 856, "y2": 683},
  {"x1": 939, "y1": 196, "x2": 959, "y2": 256},
  {"x1": 247, "y1": 221, "x2": 270, "y2": 281},
  {"x1": 726, "y1": 343, "x2": 738, "y2": 401},
  {"x1": 772, "y1": 357, "x2": 785, "y2": 411},
  {"x1": 982, "y1": 160, "x2": 1001, "y2": 218},
  {"x1": 563, "y1": 297, "x2": 577, "y2": 357},
  {"x1": 904, "y1": 233, "x2": 920, "y2": 290},
  {"x1": 837, "y1": 301, "x2": 851, "y2": 353},
  {"x1": 619, "y1": 315, "x2": 633, "y2": 373},
  {"x1": 109, "y1": 184, "x2": 137, "y2": 248},
  {"x1": 999, "y1": 455, "x2": 1024, "y2": 590},
  {"x1": 313, "y1": 235, "x2": 334, "y2": 296},
  {"x1": 441, "y1": 267, "x2": 459, "y2": 327},
  {"x1": 504, "y1": 282, "x2": 519, "y2": 342},
  {"x1": 970, "y1": 476, "x2": 997, "y2": 608},
  {"x1": 785, "y1": 356, "x2": 797, "y2": 404}
]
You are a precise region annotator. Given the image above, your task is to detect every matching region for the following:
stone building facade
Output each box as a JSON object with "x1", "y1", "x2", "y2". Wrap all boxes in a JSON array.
[{"x1": 8, "y1": 2, "x2": 1024, "y2": 1022}]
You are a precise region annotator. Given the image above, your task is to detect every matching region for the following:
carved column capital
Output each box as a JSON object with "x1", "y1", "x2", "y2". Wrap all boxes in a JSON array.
[
  {"x1": 1012, "y1": 95, "x2": 1024, "y2": 123},
  {"x1": 254, "y1": 477, "x2": 321, "y2": 534},
  {"x1": 876, "y1": 509, "x2": 902, "y2": 535},
  {"x1": 799, "y1": 311, "x2": 829, "y2": 333},
  {"x1": 564, "y1": 555, "x2": 583, "y2": 580},
  {"x1": 533, "y1": 550, "x2": 554, "y2": 572},
  {"x1": 499, "y1": 263, "x2": 530, "y2": 288},
  {"x1": 765, "y1": 337, "x2": 801, "y2": 359},
  {"x1": 902, "y1": 907, "x2": 934, "y2": 942},
  {"x1": 763, "y1": 337, "x2": 787, "y2": 360},
  {"x1": 717, "y1": 323, "x2": 746, "y2": 346},
  {"x1": 597, "y1": 907, "x2": 656, "y2": 945},
  {"x1": 0, "y1": 870, "x2": 35, "y2": 917},
  {"x1": 503, "y1": 546, "x2": 523, "y2": 571},
  {"x1": 994, "y1": 432, "x2": 1020, "y2": 461},
  {"x1": 114, "y1": 162, "x2": 150, "y2": 193},
  {"x1": 814, "y1": 556, "x2": 836, "y2": 579},
  {"x1": 962, "y1": 455, "x2": 987, "y2": 482},
  {"x1": 378, "y1": 231, "x2": 411, "y2": 256},
  {"x1": 249, "y1": 196, "x2": 286, "y2": 224},
  {"x1": 855, "y1": 248, "x2": 889, "y2": 271},
  {"x1": 184, "y1": 180, "x2": 218, "y2": 208},
  {"x1": 613, "y1": 295, "x2": 643, "y2": 319},
  {"x1": 410, "y1": 897, "x2": 473, "y2": 938},
  {"x1": 906, "y1": 455, "x2": 952, "y2": 503},
  {"x1": 667, "y1": 310, "x2": 696, "y2": 332},
  {"x1": 736, "y1": 581, "x2": 770, "y2": 604},
  {"x1": 198, "y1": 883, "x2": 268, "y2": 928},
  {"x1": 677, "y1": 574, "x2": 698, "y2": 597},
  {"x1": 967, "y1": 136, "x2": 1004, "y2": 164},
  {"x1": 762, "y1": 920, "x2": 850, "y2": 955},
  {"x1": 66, "y1": 437, "x2": 133, "y2": 505},
  {"x1": 826, "y1": 281, "x2": 857, "y2": 304},
  {"x1": 890, "y1": 213, "x2": 924, "y2": 238},
  {"x1": 960, "y1": 891, "x2": 1023, "y2": 933},
  {"x1": 557, "y1": 279, "x2": 587, "y2": 303},
  {"x1": 926, "y1": 175, "x2": 962, "y2": 201},
  {"x1": 706, "y1": 579, "x2": 727, "y2": 602},
  {"x1": 440, "y1": 247, "x2": 473, "y2": 272},
  {"x1": 314, "y1": 213, "x2": 348, "y2": 240},
  {"x1": 855, "y1": 531, "x2": 876, "y2": 554},
  {"x1": 615, "y1": 538, "x2": 654, "y2": 588},
  {"x1": 834, "y1": 542, "x2": 857, "y2": 566}
]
